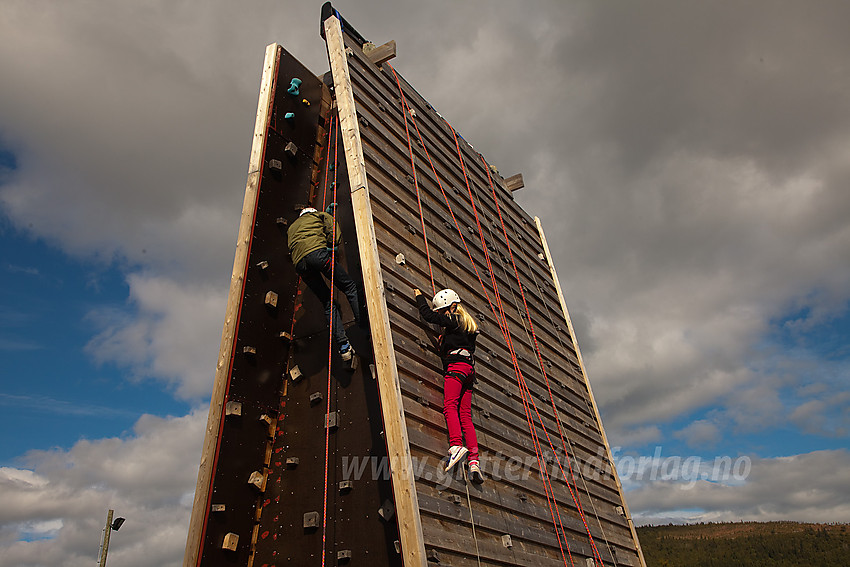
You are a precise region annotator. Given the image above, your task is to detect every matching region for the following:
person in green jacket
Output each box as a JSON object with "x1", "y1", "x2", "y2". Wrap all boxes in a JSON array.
[{"x1": 287, "y1": 205, "x2": 361, "y2": 361}]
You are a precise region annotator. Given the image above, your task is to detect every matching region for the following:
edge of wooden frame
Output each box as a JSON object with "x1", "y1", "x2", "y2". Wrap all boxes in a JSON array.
[
  {"x1": 182, "y1": 43, "x2": 280, "y2": 567},
  {"x1": 324, "y1": 16, "x2": 427, "y2": 567},
  {"x1": 534, "y1": 216, "x2": 647, "y2": 567}
]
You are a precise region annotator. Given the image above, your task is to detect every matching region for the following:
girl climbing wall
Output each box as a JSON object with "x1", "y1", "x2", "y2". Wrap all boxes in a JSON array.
[{"x1": 413, "y1": 287, "x2": 484, "y2": 484}]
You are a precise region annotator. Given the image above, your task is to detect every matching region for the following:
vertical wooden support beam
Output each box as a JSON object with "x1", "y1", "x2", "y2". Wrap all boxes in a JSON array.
[
  {"x1": 534, "y1": 217, "x2": 647, "y2": 567},
  {"x1": 324, "y1": 16, "x2": 428, "y2": 567},
  {"x1": 183, "y1": 43, "x2": 279, "y2": 567}
]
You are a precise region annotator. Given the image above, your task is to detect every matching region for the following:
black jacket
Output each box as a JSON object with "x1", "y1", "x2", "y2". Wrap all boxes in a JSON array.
[{"x1": 416, "y1": 295, "x2": 478, "y2": 369}]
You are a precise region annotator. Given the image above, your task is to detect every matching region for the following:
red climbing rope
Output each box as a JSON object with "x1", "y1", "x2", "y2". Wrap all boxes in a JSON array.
[
  {"x1": 321, "y1": 114, "x2": 340, "y2": 567},
  {"x1": 321, "y1": 114, "x2": 334, "y2": 209},
  {"x1": 479, "y1": 155, "x2": 606, "y2": 566},
  {"x1": 389, "y1": 66, "x2": 436, "y2": 294},
  {"x1": 388, "y1": 65, "x2": 577, "y2": 566}
]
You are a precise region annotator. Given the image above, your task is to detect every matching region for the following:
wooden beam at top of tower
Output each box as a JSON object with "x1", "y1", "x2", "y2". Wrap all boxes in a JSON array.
[
  {"x1": 364, "y1": 40, "x2": 397, "y2": 66},
  {"x1": 505, "y1": 173, "x2": 525, "y2": 192},
  {"x1": 324, "y1": 14, "x2": 427, "y2": 567}
]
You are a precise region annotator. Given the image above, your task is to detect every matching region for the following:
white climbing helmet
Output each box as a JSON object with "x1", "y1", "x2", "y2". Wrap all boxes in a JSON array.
[
  {"x1": 299, "y1": 207, "x2": 318, "y2": 216},
  {"x1": 432, "y1": 289, "x2": 461, "y2": 310}
]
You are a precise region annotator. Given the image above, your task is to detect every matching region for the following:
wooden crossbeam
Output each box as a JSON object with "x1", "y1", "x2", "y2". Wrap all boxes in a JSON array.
[
  {"x1": 364, "y1": 39, "x2": 397, "y2": 66},
  {"x1": 505, "y1": 173, "x2": 525, "y2": 192}
]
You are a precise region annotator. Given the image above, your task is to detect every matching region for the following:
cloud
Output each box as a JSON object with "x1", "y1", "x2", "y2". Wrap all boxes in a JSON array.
[
  {"x1": 674, "y1": 420, "x2": 721, "y2": 449},
  {"x1": 1, "y1": 2, "x2": 850, "y2": 561},
  {"x1": 629, "y1": 449, "x2": 850, "y2": 525},
  {"x1": 85, "y1": 273, "x2": 225, "y2": 399},
  {"x1": 0, "y1": 410, "x2": 205, "y2": 567}
]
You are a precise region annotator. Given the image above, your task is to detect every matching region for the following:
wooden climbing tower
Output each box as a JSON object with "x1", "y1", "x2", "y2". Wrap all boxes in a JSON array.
[{"x1": 183, "y1": 4, "x2": 646, "y2": 567}]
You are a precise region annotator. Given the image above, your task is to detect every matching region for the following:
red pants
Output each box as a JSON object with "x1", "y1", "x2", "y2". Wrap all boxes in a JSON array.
[{"x1": 443, "y1": 362, "x2": 479, "y2": 462}]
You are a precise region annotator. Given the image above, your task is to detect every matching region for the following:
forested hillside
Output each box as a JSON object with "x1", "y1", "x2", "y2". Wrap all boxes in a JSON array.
[{"x1": 637, "y1": 522, "x2": 850, "y2": 566}]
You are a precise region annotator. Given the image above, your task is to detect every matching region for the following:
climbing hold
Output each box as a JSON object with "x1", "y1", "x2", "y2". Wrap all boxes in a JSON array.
[
  {"x1": 243, "y1": 345, "x2": 256, "y2": 356},
  {"x1": 303, "y1": 511, "x2": 319, "y2": 529},
  {"x1": 256, "y1": 260, "x2": 269, "y2": 270},
  {"x1": 325, "y1": 411, "x2": 339, "y2": 430},
  {"x1": 284, "y1": 112, "x2": 295, "y2": 122},
  {"x1": 309, "y1": 392, "x2": 324, "y2": 405},
  {"x1": 221, "y1": 532, "x2": 239, "y2": 551},
  {"x1": 301, "y1": 98, "x2": 310, "y2": 106},
  {"x1": 339, "y1": 480, "x2": 354, "y2": 492},
  {"x1": 338, "y1": 550, "x2": 352, "y2": 562},
  {"x1": 287, "y1": 77, "x2": 302, "y2": 96},
  {"x1": 269, "y1": 159, "x2": 283, "y2": 171},
  {"x1": 225, "y1": 401, "x2": 242, "y2": 416},
  {"x1": 288, "y1": 365, "x2": 302, "y2": 382},
  {"x1": 264, "y1": 291, "x2": 279, "y2": 307},
  {"x1": 248, "y1": 470, "x2": 266, "y2": 491},
  {"x1": 502, "y1": 534, "x2": 513, "y2": 548},
  {"x1": 211, "y1": 504, "x2": 226, "y2": 513},
  {"x1": 285, "y1": 457, "x2": 300, "y2": 468},
  {"x1": 395, "y1": 253, "x2": 406, "y2": 265},
  {"x1": 378, "y1": 499, "x2": 395, "y2": 521},
  {"x1": 285, "y1": 142, "x2": 297, "y2": 157}
]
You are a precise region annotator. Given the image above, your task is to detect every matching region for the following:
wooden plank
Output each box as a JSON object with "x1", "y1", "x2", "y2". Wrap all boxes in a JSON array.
[
  {"x1": 324, "y1": 16, "x2": 428, "y2": 567},
  {"x1": 183, "y1": 42, "x2": 279, "y2": 567},
  {"x1": 534, "y1": 217, "x2": 647, "y2": 567},
  {"x1": 365, "y1": 39, "x2": 397, "y2": 65},
  {"x1": 505, "y1": 174, "x2": 525, "y2": 192}
]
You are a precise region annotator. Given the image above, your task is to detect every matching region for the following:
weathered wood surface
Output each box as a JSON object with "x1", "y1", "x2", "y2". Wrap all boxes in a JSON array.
[
  {"x1": 325, "y1": 15, "x2": 429, "y2": 567},
  {"x1": 341, "y1": 29, "x2": 644, "y2": 567}
]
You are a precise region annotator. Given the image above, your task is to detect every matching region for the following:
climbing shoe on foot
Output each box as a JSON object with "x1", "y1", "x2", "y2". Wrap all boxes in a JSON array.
[
  {"x1": 340, "y1": 343, "x2": 354, "y2": 362},
  {"x1": 468, "y1": 461, "x2": 484, "y2": 484},
  {"x1": 444, "y1": 445, "x2": 468, "y2": 472}
]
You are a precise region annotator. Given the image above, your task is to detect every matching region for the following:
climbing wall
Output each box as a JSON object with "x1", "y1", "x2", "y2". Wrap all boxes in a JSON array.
[
  {"x1": 325, "y1": 18, "x2": 646, "y2": 567},
  {"x1": 184, "y1": 44, "x2": 402, "y2": 567},
  {"x1": 185, "y1": 6, "x2": 645, "y2": 567}
]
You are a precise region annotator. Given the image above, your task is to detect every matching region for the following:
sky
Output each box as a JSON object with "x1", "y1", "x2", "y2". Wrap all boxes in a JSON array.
[{"x1": 1, "y1": 1, "x2": 849, "y2": 565}]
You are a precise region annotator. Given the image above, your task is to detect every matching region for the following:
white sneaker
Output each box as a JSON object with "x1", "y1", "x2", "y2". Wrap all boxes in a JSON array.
[
  {"x1": 469, "y1": 461, "x2": 484, "y2": 484},
  {"x1": 445, "y1": 445, "x2": 468, "y2": 472}
]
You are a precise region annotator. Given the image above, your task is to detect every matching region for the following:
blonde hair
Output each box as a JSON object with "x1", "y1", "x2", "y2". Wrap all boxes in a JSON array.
[{"x1": 455, "y1": 304, "x2": 478, "y2": 334}]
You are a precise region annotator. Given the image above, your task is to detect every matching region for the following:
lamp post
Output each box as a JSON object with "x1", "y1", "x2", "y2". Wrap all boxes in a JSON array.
[{"x1": 97, "y1": 509, "x2": 126, "y2": 567}]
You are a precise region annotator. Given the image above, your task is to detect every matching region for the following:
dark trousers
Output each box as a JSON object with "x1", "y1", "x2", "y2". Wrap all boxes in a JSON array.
[{"x1": 295, "y1": 248, "x2": 361, "y2": 348}]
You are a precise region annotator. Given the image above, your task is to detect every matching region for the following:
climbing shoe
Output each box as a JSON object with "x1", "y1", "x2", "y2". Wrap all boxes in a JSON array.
[
  {"x1": 468, "y1": 461, "x2": 484, "y2": 484},
  {"x1": 444, "y1": 445, "x2": 468, "y2": 472},
  {"x1": 340, "y1": 343, "x2": 354, "y2": 362}
]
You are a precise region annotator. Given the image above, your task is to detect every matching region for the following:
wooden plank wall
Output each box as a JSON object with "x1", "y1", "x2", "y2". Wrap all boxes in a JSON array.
[{"x1": 336, "y1": 31, "x2": 645, "y2": 567}]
